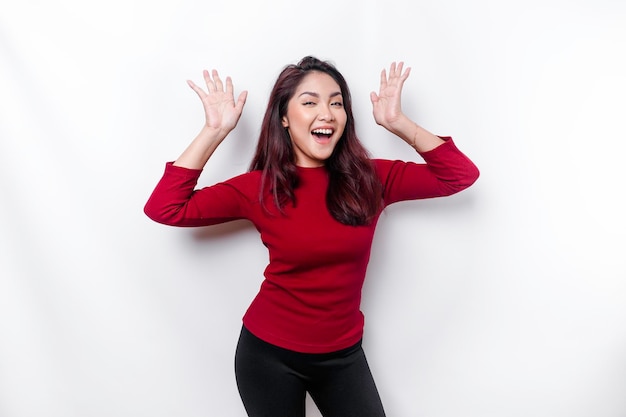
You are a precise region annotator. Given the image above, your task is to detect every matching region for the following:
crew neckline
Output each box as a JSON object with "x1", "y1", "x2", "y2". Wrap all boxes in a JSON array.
[{"x1": 296, "y1": 165, "x2": 327, "y2": 171}]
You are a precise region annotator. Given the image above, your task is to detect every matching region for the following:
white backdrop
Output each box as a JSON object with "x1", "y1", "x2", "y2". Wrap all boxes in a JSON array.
[{"x1": 1, "y1": 0, "x2": 625, "y2": 416}]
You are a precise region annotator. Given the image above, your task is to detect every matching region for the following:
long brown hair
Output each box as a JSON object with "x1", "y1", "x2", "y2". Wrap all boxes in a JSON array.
[{"x1": 249, "y1": 56, "x2": 383, "y2": 226}]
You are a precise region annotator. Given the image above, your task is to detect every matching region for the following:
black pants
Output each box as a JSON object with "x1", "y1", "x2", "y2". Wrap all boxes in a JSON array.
[{"x1": 234, "y1": 326, "x2": 386, "y2": 417}]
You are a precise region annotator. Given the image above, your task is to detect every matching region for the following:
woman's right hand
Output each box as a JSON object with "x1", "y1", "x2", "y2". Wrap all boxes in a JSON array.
[
  {"x1": 171, "y1": 71, "x2": 247, "y2": 169},
  {"x1": 187, "y1": 69, "x2": 248, "y2": 139}
]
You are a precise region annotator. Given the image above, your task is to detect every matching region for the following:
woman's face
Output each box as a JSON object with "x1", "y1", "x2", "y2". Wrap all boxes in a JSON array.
[{"x1": 282, "y1": 71, "x2": 347, "y2": 167}]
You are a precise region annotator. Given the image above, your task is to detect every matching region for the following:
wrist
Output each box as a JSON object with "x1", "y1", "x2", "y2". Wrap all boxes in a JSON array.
[
  {"x1": 409, "y1": 124, "x2": 445, "y2": 152},
  {"x1": 199, "y1": 124, "x2": 229, "y2": 144},
  {"x1": 384, "y1": 114, "x2": 416, "y2": 142}
]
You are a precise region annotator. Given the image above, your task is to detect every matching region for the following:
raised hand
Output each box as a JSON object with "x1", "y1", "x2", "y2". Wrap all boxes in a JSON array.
[
  {"x1": 370, "y1": 62, "x2": 444, "y2": 152},
  {"x1": 172, "y1": 70, "x2": 247, "y2": 169},
  {"x1": 370, "y1": 62, "x2": 410, "y2": 132},
  {"x1": 187, "y1": 69, "x2": 248, "y2": 136}
]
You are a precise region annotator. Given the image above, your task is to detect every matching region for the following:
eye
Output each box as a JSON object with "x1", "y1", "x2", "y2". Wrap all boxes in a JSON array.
[
  {"x1": 331, "y1": 101, "x2": 344, "y2": 107},
  {"x1": 302, "y1": 101, "x2": 316, "y2": 106}
]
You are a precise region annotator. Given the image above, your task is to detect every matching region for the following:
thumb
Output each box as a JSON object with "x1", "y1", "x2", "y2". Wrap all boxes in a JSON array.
[{"x1": 236, "y1": 91, "x2": 248, "y2": 111}]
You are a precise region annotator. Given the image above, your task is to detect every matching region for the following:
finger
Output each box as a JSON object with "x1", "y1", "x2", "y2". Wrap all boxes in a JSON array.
[
  {"x1": 379, "y1": 68, "x2": 388, "y2": 89},
  {"x1": 203, "y1": 70, "x2": 216, "y2": 93},
  {"x1": 212, "y1": 69, "x2": 224, "y2": 92},
  {"x1": 187, "y1": 79, "x2": 206, "y2": 98},
  {"x1": 389, "y1": 62, "x2": 397, "y2": 76},
  {"x1": 395, "y1": 62, "x2": 404, "y2": 78},
  {"x1": 400, "y1": 65, "x2": 411, "y2": 81},
  {"x1": 225, "y1": 76, "x2": 234, "y2": 95},
  {"x1": 235, "y1": 90, "x2": 248, "y2": 112}
]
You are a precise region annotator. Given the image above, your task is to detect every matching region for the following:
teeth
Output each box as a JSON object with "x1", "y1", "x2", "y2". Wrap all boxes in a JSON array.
[{"x1": 312, "y1": 129, "x2": 333, "y2": 135}]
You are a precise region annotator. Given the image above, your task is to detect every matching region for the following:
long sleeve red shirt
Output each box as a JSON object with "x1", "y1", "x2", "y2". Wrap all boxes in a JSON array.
[{"x1": 145, "y1": 138, "x2": 479, "y2": 353}]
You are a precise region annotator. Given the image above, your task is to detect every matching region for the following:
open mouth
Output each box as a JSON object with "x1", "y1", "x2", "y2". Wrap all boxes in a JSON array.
[{"x1": 312, "y1": 128, "x2": 334, "y2": 140}]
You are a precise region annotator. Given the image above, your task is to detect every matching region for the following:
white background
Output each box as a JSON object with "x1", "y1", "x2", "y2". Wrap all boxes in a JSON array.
[{"x1": 1, "y1": 0, "x2": 625, "y2": 416}]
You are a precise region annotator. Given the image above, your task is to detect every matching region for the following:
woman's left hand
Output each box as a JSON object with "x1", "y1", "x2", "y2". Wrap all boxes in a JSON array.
[{"x1": 370, "y1": 61, "x2": 411, "y2": 132}]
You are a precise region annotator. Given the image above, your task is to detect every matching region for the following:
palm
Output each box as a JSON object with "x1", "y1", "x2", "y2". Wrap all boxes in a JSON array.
[
  {"x1": 202, "y1": 91, "x2": 239, "y2": 131},
  {"x1": 188, "y1": 69, "x2": 247, "y2": 134},
  {"x1": 371, "y1": 62, "x2": 410, "y2": 129}
]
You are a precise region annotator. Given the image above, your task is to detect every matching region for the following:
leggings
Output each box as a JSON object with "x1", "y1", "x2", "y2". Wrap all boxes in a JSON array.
[{"x1": 234, "y1": 326, "x2": 386, "y2": 417}]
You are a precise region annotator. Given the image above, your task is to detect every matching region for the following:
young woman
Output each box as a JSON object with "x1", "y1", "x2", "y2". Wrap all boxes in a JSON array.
[{"x1": 144, "y1": 56, "x2": 479, "y2": 417}]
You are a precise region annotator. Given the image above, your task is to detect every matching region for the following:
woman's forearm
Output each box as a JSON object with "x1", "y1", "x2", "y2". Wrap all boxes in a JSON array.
[
  {"x1": 388, "y1": 114, "x2": 445, "y2": 153},
  {"x1": 172, "y1": 125, "x2": 228, "y2": 170}
]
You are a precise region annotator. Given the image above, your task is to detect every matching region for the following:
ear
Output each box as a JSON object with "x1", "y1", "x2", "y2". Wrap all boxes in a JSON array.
[{"x1": 281, "y1": 116, "x2": 289, "y2": 128}]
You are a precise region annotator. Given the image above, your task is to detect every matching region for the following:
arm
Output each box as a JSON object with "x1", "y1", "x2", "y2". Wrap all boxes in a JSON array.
[
  {"x1": 174, "y1": 69, "x2": 248, "y2": 169},
  {"x1": 370, "y1": 62, "x2": 479, "y2": 202},
  {"x1": 376, "y1": 139, "x2": 479, "y2": 205},
  {"x1": 370, "y1": 62, "x2": 444, "y2": 152},
  {"x1": 144, "y1": 70, "x2": 249, "y2": 225},
  {"x1": 144, "y1": 165, "x2": 253, "y2": 227}
]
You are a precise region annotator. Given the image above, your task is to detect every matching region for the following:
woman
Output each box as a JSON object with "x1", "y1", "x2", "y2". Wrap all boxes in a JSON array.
[{"x1": 145, "y1": 56, "x2": 479, "y2": 417}]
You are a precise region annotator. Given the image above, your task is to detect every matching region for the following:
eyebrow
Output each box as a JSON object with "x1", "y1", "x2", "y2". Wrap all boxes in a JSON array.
[{"x1": 298, "y1": 91, "x2": 342, "y2": 98}]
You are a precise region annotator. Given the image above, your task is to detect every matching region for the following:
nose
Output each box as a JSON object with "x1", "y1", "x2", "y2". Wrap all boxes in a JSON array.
[{"x1": 318, "y1": 104, "x2": 334, "y2": 122}]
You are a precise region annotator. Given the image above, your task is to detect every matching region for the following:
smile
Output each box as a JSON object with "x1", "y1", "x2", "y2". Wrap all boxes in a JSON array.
[
  {"x1": 312, "y1": 128, "x2": 334, "y2": 139},
  {"x1": 312, "y1": 129, "x2": 334, "y2": 145}
]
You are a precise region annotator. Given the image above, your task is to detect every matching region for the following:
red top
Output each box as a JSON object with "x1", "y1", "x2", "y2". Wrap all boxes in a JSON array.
[{"x1": 144, "y1": 138, "x2": 479, "y2": 353}]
